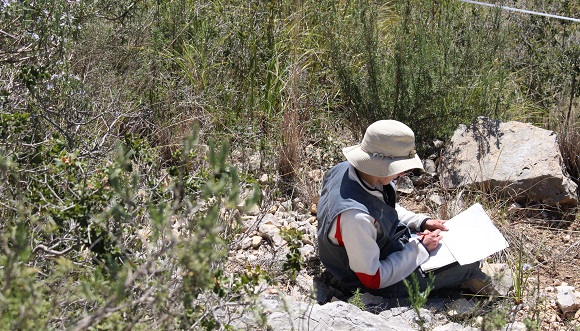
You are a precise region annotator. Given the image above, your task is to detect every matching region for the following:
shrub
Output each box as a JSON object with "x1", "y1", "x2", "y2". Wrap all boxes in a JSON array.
[
  {"x1": 0, "y1": 131, "x2": 263, "y2": 330},
  {"x1": 321, "y1": 0, "x2": 512, "y2": 149}
]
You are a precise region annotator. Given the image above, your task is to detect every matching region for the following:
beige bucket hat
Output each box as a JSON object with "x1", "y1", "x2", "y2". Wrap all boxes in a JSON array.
[{"x1": 343, "y1": 120, "x2": 424, "y2": 177}]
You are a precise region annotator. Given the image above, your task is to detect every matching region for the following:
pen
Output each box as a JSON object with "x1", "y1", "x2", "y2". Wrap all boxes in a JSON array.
[
  {"x1": 416, "y1": 231, "x2": 442, "y2": 241},
  {"x1": 416, "y1": 232, "x2": 428, "y2": 242}
]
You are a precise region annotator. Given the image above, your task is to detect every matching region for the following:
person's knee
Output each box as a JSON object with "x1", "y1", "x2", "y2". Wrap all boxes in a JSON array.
[{"x1": 459, "y1": 261, "x2": 484, "y2": 279}]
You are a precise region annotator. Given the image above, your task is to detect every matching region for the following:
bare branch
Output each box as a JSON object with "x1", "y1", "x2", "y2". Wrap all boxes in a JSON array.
[
  {"x1": 32, "y1": 244, "x2": 74, "y2": 256},
  {"x1": 0, "y1": 29, "x2": 17, "y2": 39}
]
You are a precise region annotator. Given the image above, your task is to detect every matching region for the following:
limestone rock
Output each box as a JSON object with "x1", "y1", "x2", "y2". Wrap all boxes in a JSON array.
[
  {"x1": 482, "y1": 262, "x2": 514, "y2": 297},
  {"x1": 259, "y1": 220, "x2": 284, "y2": 246},
  {"x1": 310, "y1": 203, "x2": 318, "y2": 215},
  {"x1": 301, "y1": 234, "x2": 314, "y2": 246},
  {"x1": 428, "y1": 193, "x2": 443, "y2": 206},
  {"x1": 423, "y1": 158, "x2": 437, "y2": 175},
  {"x1": 237, "y1": 199, "x2": 260, "y2": 216},
  {"x1": 251, "y1": 235, "x2": 262, "y2": 249},
  {"x1": 556, "y1": 285, "x2": 579, "y2": 317},
  {"x1": 396, "y1": 175, "x2": 414, "y2": 194},
  {"x1": 262, "y1": 296, "x2": 415, "y2": 331},
  {"x1": 239, "y1": 236, "x2": 253, "y2": 250},
  {"x1": 501, "y1": 321, "x2": 527, "y2": 331},
  {"x1": 439, "y1": 117, "x2": 578, "y2": 207},
  {"x1": 433, "y1": 322, "x2": 479, "y2": 331},
  {"x1": 446, "y1": 298, "x2": 476, "y2": 317},
  {"x1": 240, "y1": 216, "x2": 258, "y2": 232},
  {"x1": 298, "y1": 244, "x2": 316, "y2": 261},
  {"x1": 433, "y1": 139, "x2": 444, "y2": 149}
]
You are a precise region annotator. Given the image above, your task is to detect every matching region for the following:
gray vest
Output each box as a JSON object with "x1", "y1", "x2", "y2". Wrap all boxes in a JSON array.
[{"x1": 317, "y1": 162, "x2": 409, "y2": 291}]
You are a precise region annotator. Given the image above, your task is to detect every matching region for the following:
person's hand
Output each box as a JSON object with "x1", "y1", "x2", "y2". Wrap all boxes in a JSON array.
[
  {"x1": 419, "y1": 229, "x2": 442, "y2": 252},
  {"x1": 423, "y1": 219, "x2": 448, "y2": 231}
]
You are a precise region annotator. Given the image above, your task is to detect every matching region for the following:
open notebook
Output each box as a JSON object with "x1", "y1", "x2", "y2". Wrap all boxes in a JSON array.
[{"x1": 420, "y1": 203, "x2": 509, "y2": 273}]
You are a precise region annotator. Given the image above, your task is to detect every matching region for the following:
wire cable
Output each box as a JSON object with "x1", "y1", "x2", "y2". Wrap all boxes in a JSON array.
[{"x1": 458, "y1": 0, "x2": 580, "y2": 23}]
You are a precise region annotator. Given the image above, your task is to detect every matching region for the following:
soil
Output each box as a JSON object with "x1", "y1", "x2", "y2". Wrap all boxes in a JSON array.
[{"x1": 513, "y1": 219, "x2": 580, "y2": 290}]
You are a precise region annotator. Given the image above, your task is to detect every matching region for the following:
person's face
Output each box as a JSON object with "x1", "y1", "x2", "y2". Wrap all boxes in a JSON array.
[{"x1": 376, "y1": 171, "x2": 406, "y2": 186}]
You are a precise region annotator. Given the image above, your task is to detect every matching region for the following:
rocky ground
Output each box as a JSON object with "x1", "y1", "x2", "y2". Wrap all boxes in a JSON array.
[{"x1": 225, "y1": 166, "x2": 580, "y2": 330}]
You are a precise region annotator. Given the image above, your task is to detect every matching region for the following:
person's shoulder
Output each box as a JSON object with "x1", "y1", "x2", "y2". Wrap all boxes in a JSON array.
[{"x1": 329, "y1": 161, "x2": 350, "y2": 172}]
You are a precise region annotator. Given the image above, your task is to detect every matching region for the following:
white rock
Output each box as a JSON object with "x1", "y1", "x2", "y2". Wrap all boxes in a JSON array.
[
  {"x1": 446, "y1": 298, "x2": 476, "y2": 317},
  {"x1": 423, "y1": 159, "x2": 437, "y2": 174},
  {"x1": 240, "y1": 236, "x2": 253, "y2": 250},
  {"x1": 261, "y1": 213, "x2": 281, "y2": 226},
  {"x1": 271, "y1": 234, "x2": 285, "y2": 246},
  {"x1": 259, "y1": 223, "x2": 279, "y2": 236},
  {"x1": 556, "y1": 285, "x2": 579, "y2": 316},
  {"x1": 301, "y1": 234, "x2": 314, "y2": 246},
  {"x1": 439, "y1": 117, "x2": 578, "y2": 207},
  {"x1": 237, "y1": 199, "x2": 260, "y2": 216},
  {"x1": 298, "y1": 244, "x2": 315, "y2": 260},
  {"x1": 281, "y1": 200, "x2": 292, "y2": 211},
  {"x1": 295, "y1": 273, "x2": 313, "y2": 294},
  {"x1": 251, "y1": 235, "x2": 262, "y2": 249},
  {"x1": 267, "y1": 205, "x2": 277, "y2": 214},
  {"x1": 245, "y1": 253, "x2": 257, "y2": 262},
  {"x1": 501, "y1": 321, "x2": 526, "y2": 331},
  {"x1": 240, "y1": 216, "x2": 258, "y2": 231},
  {"x1": 396, "y1": 176, "x2": 414, "y2": 194},
  {"x1": 482, "y1": 262, "x2": 513, "y2": 296},
  {"x1": 428, "y1": 194, "x2": 443, "y2": 205}
]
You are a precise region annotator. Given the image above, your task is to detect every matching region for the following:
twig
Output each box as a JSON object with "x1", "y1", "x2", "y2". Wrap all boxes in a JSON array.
[
  {"x1": 71, "y1": 240, "x2": 175, "y2": 331},
  {"x1": 32, "y1": 244, "x2": 74, "y2": 256},
  {"x1": 0, "y1": 29, "x2": 17, "y2": 39}
]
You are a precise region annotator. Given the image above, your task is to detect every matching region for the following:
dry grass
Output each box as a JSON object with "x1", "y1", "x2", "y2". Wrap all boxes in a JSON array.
[{"x1": 559, "y1": 127, "x2": 580, "y2": 185}]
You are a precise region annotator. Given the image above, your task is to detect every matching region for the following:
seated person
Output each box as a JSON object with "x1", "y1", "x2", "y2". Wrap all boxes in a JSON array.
[{"x1": 317, "y1": 120, "x2": 494, "y2": 298}]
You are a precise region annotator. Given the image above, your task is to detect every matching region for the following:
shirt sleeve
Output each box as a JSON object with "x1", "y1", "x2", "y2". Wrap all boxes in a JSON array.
[
  {"x1": 339, "y1": 209, "x2": 430, "y2": 289},
  {"x1": 396, "y1": 203, "x2": 431, "y2": 232}
]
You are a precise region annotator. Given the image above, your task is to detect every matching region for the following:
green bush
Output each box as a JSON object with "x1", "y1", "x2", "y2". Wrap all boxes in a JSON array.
[
  {"x1": 0, "y1": 131, "x2": 263, "y2": 330},
  {"x1": 323, "y1": 0, "x2": 512, "y2": 149}
]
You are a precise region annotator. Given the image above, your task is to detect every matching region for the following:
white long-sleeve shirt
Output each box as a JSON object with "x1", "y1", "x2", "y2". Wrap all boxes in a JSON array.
[{"x1": 326, "y1": 165, "x2": 431, "y2": 289}]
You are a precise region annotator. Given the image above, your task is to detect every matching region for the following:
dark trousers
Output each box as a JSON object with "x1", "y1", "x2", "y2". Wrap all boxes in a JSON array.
[{"x1": 364, "y1": 261, "x2": 484, "y2": 298}]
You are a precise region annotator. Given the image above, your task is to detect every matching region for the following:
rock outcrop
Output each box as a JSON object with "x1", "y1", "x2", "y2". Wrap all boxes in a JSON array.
[{"x1": 439, "y1": 117, "x2": 578, "y2": 207}]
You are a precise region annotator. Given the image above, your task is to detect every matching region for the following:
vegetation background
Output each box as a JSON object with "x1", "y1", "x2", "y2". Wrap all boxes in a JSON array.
[{"x1": 0, "y1": 0, "x2": 578, "y2": 329}]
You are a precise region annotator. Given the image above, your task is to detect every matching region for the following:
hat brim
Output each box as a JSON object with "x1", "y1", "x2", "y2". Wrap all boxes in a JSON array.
[{"x1": 343, "y1": 144, "x2": 424, "y2": 177}]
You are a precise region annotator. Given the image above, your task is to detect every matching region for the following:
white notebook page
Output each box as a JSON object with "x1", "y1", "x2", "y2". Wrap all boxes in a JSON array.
[{"x1": 420, "y1": 203, "x2": 509, "y2": 272}]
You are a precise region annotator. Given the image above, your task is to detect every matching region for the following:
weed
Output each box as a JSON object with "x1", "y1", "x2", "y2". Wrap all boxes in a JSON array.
[
  {"x1": 281, "y1": 227, "x2": 304, "y2": 282},
  {"x1": 404, "y1": 272, "x2": 435, "y2": 331},
  {"x1": 509, "y1": 237, "x2": 534, "y2": 305},
  {"x1": 480, "y1": 305, "x2": 508, "y2": 331},
  {"x1": 348, "y1": 288, "x2": 366, "y2": 311}
]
